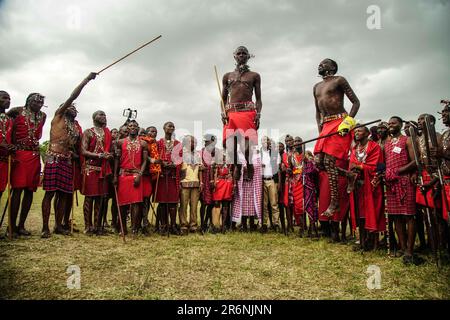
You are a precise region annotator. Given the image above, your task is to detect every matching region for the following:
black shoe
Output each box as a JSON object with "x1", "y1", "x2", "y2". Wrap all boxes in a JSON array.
[
  {"x1": 403, "y1": 254, "x2": 413, "y2": 265},
  {"x1": 54, "y1": 227, "x2": 71, "y2": 236},
  {"x1": 260, "y1": 225, "x2": 268, "y2": 234},
  {"x1": 41, "y1": 229, "x2": 51, "y2": 238},
  {"x1": 18, "y1": 228, "x2": 31, "y2": 236}
]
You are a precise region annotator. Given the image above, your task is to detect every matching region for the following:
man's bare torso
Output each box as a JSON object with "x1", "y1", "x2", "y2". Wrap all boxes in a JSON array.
[
  {"x1": 49, "y1": 114, "x2": 78, "y2": 155},
  {"x1": 314, "y1": 76, "x2": 347, "y2": 117},
  {"x1": 224, "y1": 71, "x2": 258, "y2": 103}
]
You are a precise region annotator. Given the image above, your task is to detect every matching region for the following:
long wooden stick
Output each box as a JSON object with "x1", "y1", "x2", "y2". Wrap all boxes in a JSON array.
[
  {"x1": 113, "y1": 185, "x2": 126, "y2": 243},
  {"x1": 151, "y1": 172, "x2": 160, "y2": 226},
  {"x1": 300, "y1": 119, "x2": 381, "y2": 146},
  {"x1": 214, "y1": 66, "x2": 227, "y2": 117},
  {"x1": 7, "y1": 155, "x2": 12, "y2": 240},
  {"x1": 97, "y1": 35, "x2": 162, "y2": 74}
]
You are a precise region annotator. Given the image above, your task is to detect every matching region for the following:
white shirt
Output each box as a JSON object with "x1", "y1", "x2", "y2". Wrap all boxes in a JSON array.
[{"x1": 261, "y1": 148, "x2": 279, "y2": 178}]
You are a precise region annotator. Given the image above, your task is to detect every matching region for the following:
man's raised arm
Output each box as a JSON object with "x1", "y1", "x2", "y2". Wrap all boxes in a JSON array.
[{"x1": 57, "y1": 72, "x2": 97, "y2": 116}]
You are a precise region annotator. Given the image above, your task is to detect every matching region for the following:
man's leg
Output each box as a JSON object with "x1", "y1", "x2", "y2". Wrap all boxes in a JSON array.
[
  {"x1": 394, "y1": 216, "x2": 406, "y2": 256},
  {"x1": 130, "y1": 203, "x2": 142, "y2": 235},
  {"x1": 41, "y1": 191, "x2": 55, "y2": 238},
  {"x1": 83, "y1": 196, "x2": 94, "y2": 235},
  {"x1": 221, "y1": 202, "x2": 230, "y2": 233},
  {"x1": 331, "y1": 221, "x2": 340, "y2": 242},
  {"x1": 93, "y1": 196, "x2": 105, "y2": 235},
  {"x1": 200, "y1": 200, "x2": 206, "y2": 232},
  {"x1": 169, "y1": 203, "x2": 179, "y2": 234},
  {"x1": 404, "y1": 216, "x2": 416, "y2": 264},
  {"x1": 243, "y1": 137, "x2": 254, "y2": 181},
  {"x1": 341, "y1": 210, "x2": 349, "y2": 242},
  {"x1": 323, "y1": 154, "x2": 340, "y2": 217},
  {"x1": 415, "y1": 206, "x2": 427, "y2": 250},
  {"x1": 54, "y1": 192, "x2": 70, "y2": 235},
  {"x1": 268, "y1": 181, "x2": 280, "y2": 231},
  {"x1": 119, "y1": 205, "x2": 129, "y2": 235},
  {"x1": 189, "y1": 187, "x2": 200, "y2": 232},
  {"x1": 17, "y1": 189, "x2": 33, "y2": 235},
  {"x1": 10, "y1": 188, "x2": 23, "y2": 235},
  {"x1": 279, "y1": 203, "x2": 286, "y2": 234},
  {"x1": 179, "y1": 188, "x2": 189, "y2": 234}
]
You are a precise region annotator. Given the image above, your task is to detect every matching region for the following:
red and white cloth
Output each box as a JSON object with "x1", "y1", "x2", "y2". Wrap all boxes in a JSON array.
[{"x1": 232, "y1": 151, "x2": 262, "y2": 222}]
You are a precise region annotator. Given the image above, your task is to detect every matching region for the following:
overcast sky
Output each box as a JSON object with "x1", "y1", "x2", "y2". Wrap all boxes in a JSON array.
[{"x1": 0, "y1": 0, "x2": 449, "y2": 147}]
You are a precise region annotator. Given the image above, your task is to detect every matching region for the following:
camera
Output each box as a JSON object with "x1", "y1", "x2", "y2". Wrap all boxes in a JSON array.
[{"x1": 123, "y1": 108, "x2": 137, "y2": 121}]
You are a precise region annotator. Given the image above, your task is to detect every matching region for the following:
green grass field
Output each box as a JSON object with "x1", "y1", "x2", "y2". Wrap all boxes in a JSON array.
[{"x1": 0, "y1": 189, "x2": 449, "y2": 300}]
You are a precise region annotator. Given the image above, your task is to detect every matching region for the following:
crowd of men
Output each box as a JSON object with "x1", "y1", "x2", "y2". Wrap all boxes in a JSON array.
[{"x1": 0, "y1": 46, "x2": 449, "y2": 266}]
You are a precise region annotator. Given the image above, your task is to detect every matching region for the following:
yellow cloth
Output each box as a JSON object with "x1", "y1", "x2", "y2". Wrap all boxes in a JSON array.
[
  {"x1": 181, "y1": 163, "x2": 200, "y2": 183},
  {"x1": 337, "y1": 116, "x2": 356, "y2": 136}
]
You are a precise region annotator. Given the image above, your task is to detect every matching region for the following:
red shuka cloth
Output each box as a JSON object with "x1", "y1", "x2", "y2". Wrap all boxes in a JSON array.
[
  {"x1": 213, "y1": 165, "x2": 233, "y2": 201},
  {"x1": 318, "y1": 159, "x2": 350, "y2": 222},
  {"x1": 416, "y1": 171, "x2": 440, "y2": 209},
  {"x1": 291, "y1": 153, "x2": 304, "y2": 225},
  {"x1": 222, "y1": 110, "x2": 258, "y2": 144},
  {"x1": 349, "y1": 141, "x2": 386, "y2": 232},
  {"x1": 117, "y1": 137, "x2": 143, "y2": 206},
  {"x1": 11, "y1": 110, "x2": 45, "y2": 191},
  {"x1": 282, "y1": 152, "x2": 292, "y2": 207},
  {"x1": 155, "y1": 139, "x2": 182, "y2": 203},
  {"x1": 442, "y1": 178, "x2": 450, "y2": 222},
  {"x1": 0, "y1": 116, "x2": 13, "y2": 192},
  {"x1": 81, "y1": 127, "x2": 111, "y2": 196},
  {"x1": 313, "y1": 118, "x2": 353, "y2": 160},
  {"x1": 142, "y1": 175, "x2": 152, "y2": 198}
]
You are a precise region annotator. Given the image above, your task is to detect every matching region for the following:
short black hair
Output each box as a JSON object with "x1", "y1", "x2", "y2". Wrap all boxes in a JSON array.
[
  {"x1": 390, "y1": 116, "x2": 403, "y2": 125},
  {"x1": 128, "y1": 119, "x2": 139, "y2": 127}
]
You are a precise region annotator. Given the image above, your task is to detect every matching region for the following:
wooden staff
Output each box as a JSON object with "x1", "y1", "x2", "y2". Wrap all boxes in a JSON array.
[
  {"x1": 71, "y1": 162, "x2": 75, "y2": 234},
  {"x1": 7, "y1": 155, "x2": 12, "y2": 240},
  {"x1": 214, "y1": 65, "x2": 227, "y2": 123},
  {"x1": 97, "y1": 35, "x2": 162, "y2": 74},
  {"x1": 151, "y1": 171, "x2": 160, "y2": 226},
  {"x1": 113, "y1": 185, "x2": 126, "y2": 243}
]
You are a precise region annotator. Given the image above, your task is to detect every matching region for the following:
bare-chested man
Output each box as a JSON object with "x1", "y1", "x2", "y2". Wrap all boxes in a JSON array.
[
  {"x1": 313, "y1": 58, "x2": 360, "y2": 217},
  {"x1": 41, "y1": 72, "x2": 97, "y2": 238},
  {"x1": 221, "y1": 46, "x2": 262, "y2": 181}
]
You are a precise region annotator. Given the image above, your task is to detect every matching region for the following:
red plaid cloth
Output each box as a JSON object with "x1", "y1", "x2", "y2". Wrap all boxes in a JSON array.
[
  {"x1": 232, "y1": 152, "x2": 262, "y2": 221},
  {"x1": 43, "y1": 157, "x2": 73, "y2": 193},
  {"x1": 384, "y1": 136, "x2": 415, "y2": 215}
]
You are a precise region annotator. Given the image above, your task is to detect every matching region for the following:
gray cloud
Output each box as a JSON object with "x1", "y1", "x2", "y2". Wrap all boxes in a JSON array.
[{"x1": 0, "y1": 0, "x2": 448, "y2": 147}]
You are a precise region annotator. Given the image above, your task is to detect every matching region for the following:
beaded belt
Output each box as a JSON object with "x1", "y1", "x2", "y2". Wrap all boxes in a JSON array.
[
  {"x1": 84, "y1": 164, "x2": 102, "y2": 175},
  {"x1": 226, "y1": 102, "x2": 256, "y2": 113},
  {"x1": 46, "y1": 150, "x2": 72, "y2": 163},
  {"x1": 322, "y1": 112, "x2": 348, "y2": 124},
  {"x1": 0, "y1": 156, "x2": 8, "y2": 162},
  {"x1": 119, "y1": 168, "x2": 141, "y2": 176},
  {"x1": 16, "y1": 145, "x2": 39, "y2": 151}
]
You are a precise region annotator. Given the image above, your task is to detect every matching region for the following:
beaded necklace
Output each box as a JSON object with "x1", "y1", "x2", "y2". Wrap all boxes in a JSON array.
[
  {"x1": 356, "y1": 141, "x2": 368, "y2": 163},
  {"x1": 0, "y1": 113, "x2": 8, "y2": 143},
  {"x1": 126, "y1": 136, "x2": 141, "y2": 169},
  {"x1": 22, "y1": 107, "x2": 44, "y2": 147}
]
